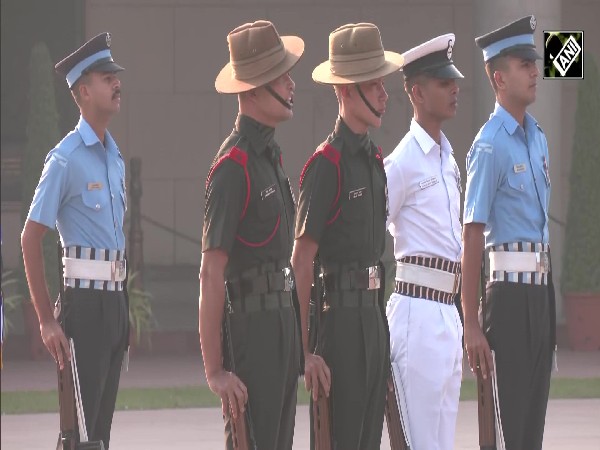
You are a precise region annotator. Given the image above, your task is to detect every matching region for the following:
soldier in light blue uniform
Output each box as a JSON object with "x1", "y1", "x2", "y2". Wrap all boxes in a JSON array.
[
  {"x1": 21, "y1": 32, "x2": 127, "y2": 449},
  {"x1": 461, "y1": 15, "x2": 555, "y2": 450}
]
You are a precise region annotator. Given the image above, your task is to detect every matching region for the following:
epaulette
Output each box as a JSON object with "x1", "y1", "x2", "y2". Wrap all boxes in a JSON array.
[
  {"x1": 206, "y1": 146, "x2": 250, "y2": 219},
  {"x1": 300, "y1": 143, "x2": 342, "y2": 225}
]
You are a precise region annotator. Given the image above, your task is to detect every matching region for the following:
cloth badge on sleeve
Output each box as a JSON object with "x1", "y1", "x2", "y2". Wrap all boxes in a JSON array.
[
  {"x1": 475, "y1": 143, "x2": 493, "y2": 154},
  {"x1": 349, "y1": 187, "x2": 366, "y2": 200},
  {"x1": 543, "y1": 156, "x2": 551, "y2": 187},
  {"x1": 87, "y1": 182, "x2": 103, "y2": 190},
  {"x1": 453, "y1": 164, "x2": 463, "y2": 193},
  {"x1": 513, "y1": 163, "x2": 527, "y2": 174},
  {"x1": 261, "y1": 184, "x2": 276, "y2": 200},
  {"x1": 419, "y1": 176, "x2": 439, "y2": 190}
]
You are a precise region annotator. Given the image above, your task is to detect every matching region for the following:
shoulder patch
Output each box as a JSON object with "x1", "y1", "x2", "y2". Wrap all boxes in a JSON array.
[
  {"x1": 50, "y1": 153, "x2": 68, "y2": 167},
  {"x1": 321, "y1": 143, "x2": 341, "y2": 164},
  {"x1": 205, "y1": 145, "x2": 250, "y2": 219},
  {"x1": 475, "y1": 143, "x2": 494, "y2": 154}
]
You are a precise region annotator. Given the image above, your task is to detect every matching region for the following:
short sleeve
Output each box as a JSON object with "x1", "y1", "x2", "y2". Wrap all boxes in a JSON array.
[
  {"x1": 463, "y1": 140, "x2": 497, "y2": 225},
  {"x1": 27, "y1": 151, "x2": 69, "y2": 229},
  {"x1": 384, "y1": 155, "x2": 406, "y2": 230},
  {"x1": 202, "y1": 160, "x2": 246, "y2": 254},
  {"x1": 295, "y1": 155, "x2": 338, "y2": 243}
]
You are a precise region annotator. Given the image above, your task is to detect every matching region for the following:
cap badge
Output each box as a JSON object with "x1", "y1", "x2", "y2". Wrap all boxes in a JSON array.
[
  {"x1": 530, "y1": 16, "x2": 536, "y2": 31},
  {"x1": 106, "y1": 33, "x2": 112, "y2": 48},
  {"x1": 446, "y1": 38, "x2": 454, "y2": 60}
]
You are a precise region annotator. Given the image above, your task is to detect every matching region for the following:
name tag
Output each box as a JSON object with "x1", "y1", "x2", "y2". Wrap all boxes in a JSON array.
[
  {"x1": 349, "y1": 187, "x2": 366, "y2": 200},
  {"x1": 513, "y1": 163, "x2": 527, "y2": 174},
  {"x1": 261, "y1": 184, "x2": 276, "y2": 200},
  {"x1": 87, "y1": 182, "x2": 103, "y2": 190},
  {"x1": 419, "y1": 176, "x2": 439, "y2": 190}
]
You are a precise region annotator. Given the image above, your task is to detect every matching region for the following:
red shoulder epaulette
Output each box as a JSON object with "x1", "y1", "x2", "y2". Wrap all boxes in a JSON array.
[
  {"x1": 205, "y1": 146, "x2": 251, "y2": 220},
  {"x1": 299, "y1": 143, "x2": 342, "y2": 225}
]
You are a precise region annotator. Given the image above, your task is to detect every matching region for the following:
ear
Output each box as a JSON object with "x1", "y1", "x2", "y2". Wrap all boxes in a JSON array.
[
  {"x1": 493, "y1": 69, "x2": 506, "y2": 91},
  {"x1": 77, "y1": 82, "x2": 90, "y2": 102},
  {"x1": 411, "y1": 82, "x2": 425, "y2": 104},
  {"x1": 340, "y1": 85, "x2": 351, "y2": 99}
]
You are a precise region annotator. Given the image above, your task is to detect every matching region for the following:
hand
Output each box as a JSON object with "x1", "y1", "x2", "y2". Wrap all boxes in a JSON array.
[
  {"x1": 304, "y1": 352, "x2": 331, "y2": 401},
  {"x1": 40, "y1": 318, "x2": 71, "y2": 370},
  {"x1": 464, "y1": 322, "x2": 493, "y2": 379},
  {"x1": 387, "y1": 374, "x2": 394, "y2": 392},
  {"x1": 207, "y1": 369, "x2": 248, "y2": 420}
]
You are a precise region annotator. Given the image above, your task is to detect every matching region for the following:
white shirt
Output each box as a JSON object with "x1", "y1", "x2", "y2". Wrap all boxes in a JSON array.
[{"x1": 384, "y1": 119, "x2": 462, "y2": 261}]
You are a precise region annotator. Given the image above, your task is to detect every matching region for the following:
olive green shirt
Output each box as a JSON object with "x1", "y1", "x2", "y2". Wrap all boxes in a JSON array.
[
  {"x1": 203, "y1": 114, "x2": 296, "y2": 278},
  {"x1": 296, "y1": 117, "x2": 388, "y2": 270}
]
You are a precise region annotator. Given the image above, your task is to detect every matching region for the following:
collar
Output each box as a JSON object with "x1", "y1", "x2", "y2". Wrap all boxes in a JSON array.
[
  {"x1": 334, "y1": 117, "x2": 372, "y2": 155},
  {"x1": 410, "y1": 118, "x2": 452, "y2": 156},
  {"x1": 493, "y1": 102, "x2": 520, "y2": 135},
  {"x1": 236, "y1": 114, "x2": 276, "y2": 156},
  {"x1": 77, "y1": 115, "x2": 102, "y2": 147},
  {"x1": 76, "y1": 115, "x2": 117, "y2": 152}
]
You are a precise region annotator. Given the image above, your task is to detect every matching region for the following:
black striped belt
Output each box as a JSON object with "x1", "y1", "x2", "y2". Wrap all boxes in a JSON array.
[
  {"x1": 394, "y1": 256, "x2": 460, "y2": 305},
  {"x1": 62, "y1": 246, "x2": 125, "y2": 292}
]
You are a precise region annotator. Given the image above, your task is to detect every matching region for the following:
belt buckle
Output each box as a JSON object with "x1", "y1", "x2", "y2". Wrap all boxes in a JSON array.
[
  {"x1": 367, "y1": 266, "x2": 380, "y2": 290},
  {"x1": 536, "y1": 252, "x2": 550, "y2": 274},
  {"x1": 111, "y1": 260, "x2": 126, "y2": 282},
  {"x1": 283, "y1": 267, "x2": 295, "y2": 292}
]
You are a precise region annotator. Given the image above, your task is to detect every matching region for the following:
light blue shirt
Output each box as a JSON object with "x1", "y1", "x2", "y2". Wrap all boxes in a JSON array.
[
  {"x1": 463, "y1": 103, "x2": 550, "y2": 246},
  {"x1": 27, "y1": 116, "x2": 126, "y2": 251}
]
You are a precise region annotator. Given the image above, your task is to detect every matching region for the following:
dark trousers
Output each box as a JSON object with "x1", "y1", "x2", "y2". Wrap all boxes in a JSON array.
[
  {"x1": 485, "y1": 282, "x2": 552, "y2": 450},
  {"x1": 314, "y1": 288, "x2": 388, "y2": 450},
  {"x1": 225, "y1": 291, "x2": 300, "y2": 450},
  {"x1": 64, "y1": 287, "x2": 128, "y2": 449}
]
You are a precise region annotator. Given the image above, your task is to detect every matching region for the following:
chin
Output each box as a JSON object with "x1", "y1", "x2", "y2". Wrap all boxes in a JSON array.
[{"x1": 370, "y1": 117, "x2": 383, "y2": 129}]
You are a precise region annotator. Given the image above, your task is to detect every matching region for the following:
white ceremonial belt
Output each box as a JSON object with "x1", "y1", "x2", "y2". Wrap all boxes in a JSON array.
[
  {"x1": 395, "y1": 262, "x2": 459, "y2": 294},
  {"x1": 63, "y1": 257, "x2": 127, "y2": 282},
  {"x1": 489, "y1": 251, "x2": 549, "y2": 274}
]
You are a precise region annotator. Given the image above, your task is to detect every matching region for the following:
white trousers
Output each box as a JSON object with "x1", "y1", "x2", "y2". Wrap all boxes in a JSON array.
[{"x1": 386, "y1": 293, "x2": 463, "y2": 450}]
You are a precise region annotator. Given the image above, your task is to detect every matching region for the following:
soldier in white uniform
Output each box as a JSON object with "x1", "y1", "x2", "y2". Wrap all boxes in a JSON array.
[{"x1": 384, "y1": 34, "x2": 464, "y2": 450}]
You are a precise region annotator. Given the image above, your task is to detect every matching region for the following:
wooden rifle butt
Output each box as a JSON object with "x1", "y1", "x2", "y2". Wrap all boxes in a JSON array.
[
  {"x1": 312, "y1": 387, "x2": 333, "y2": 450},
  {"x1": 57, "y1": 364, "x2": 78, "y2": 450},
  {"x1": 384, "y1": 375, "x2": 409, "y2": 450},
  {"x1": 230, "y1": 408, "x2": 257, "y2": 450},
  {"x1": 476, "y1": 366, "x2": 496, "y2": 449}
]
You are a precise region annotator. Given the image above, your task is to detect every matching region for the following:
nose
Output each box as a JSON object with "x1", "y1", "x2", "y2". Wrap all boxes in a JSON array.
[
  {"x1": 380, "y1": 84, "x2": 388, "y2": 101},
  {"x1": 286, "y1": 73, "x2": 295, "y2": 90},
  {"x1": 533, "y1": 63, "x2": 539, "y2": 78},
  {"x1": 451, "y1": 80, "x2": 459, "y2": 95}
]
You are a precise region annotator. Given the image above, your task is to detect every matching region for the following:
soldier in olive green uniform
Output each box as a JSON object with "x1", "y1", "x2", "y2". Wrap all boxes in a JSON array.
[
  {"x1": 291, "y1": 23, "x2": 403, "y2": 449},
  {"x1": 199, "y1": 21, "x2": 304, "y2": 450}
]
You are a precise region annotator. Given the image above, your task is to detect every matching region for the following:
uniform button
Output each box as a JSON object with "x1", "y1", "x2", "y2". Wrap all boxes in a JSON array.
[
  {"x1": 95, "y1": 204, "x2": 101, "y2": 210},
  {"x1": 111, "y1": 194, "x2": 115, "y2": 199},
  {"x1": 520, "y1": 184, "x2": 524, "y2": 190}
]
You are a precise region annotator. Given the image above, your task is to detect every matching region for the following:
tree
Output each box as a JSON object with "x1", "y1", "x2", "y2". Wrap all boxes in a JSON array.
[
  {"x1": 562, "y1": 54, "x2": 600, "y2": 294},
  {"x1": 21, "y1": 41, "x2": 61, "y2": 300}
]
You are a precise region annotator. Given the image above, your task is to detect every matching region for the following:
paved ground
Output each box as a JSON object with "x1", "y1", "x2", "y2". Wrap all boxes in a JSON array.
[
  {"x1": 1, "y1": 348, "x2": 599, "y2": 449},
  {"x1": 2, "y1": 400, "x2": 599, "y2": 449},
  {"x1": 2, "y1": 348, "x2": 599, "y2": 392}
]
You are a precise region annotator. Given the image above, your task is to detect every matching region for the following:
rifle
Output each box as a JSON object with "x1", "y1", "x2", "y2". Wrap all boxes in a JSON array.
[
  {"x1": 308, "y1": 256, "x2": 333, "y2": 450},
  {"x1": 385, "y1": 370, "x2": 409, "y2": 450},
  {"x1": 476, "y1": 254, "x2": 496, "y2": 450},
  {"x1": 312, "y1": 384, "x2": 333, "y2": 450},
  {"x1": 55, "y1": 242, "x2": 105, "y2": 450},
  {"x1": 223, "y1": 284, "x2": 257, "y2": 450}
]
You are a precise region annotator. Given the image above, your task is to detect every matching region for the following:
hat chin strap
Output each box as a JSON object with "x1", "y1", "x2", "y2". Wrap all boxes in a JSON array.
[
  {"x1": 355, "y1": 84, "x2": 382, "y2": 118},
  {"x1": 265, "y1": 85, "x2": 292, "y2": 110}
]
